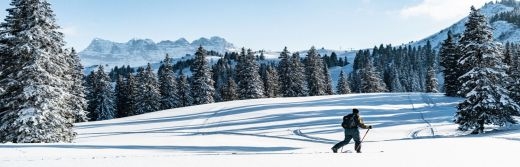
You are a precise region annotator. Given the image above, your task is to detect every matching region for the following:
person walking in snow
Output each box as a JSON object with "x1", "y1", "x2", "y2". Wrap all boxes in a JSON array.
[{"x1": 332, "y1": 108, "x2": 372, "y2": 153}]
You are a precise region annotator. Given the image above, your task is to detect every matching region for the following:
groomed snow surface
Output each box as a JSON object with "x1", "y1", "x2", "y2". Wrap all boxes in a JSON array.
[{"x1": 1, "y1": 93, "x2": 519, "y2": 167}]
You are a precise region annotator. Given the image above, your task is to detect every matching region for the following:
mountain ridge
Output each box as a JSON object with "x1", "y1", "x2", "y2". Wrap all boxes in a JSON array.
[
  {"x1": 79, "y1": 36, "x2": 235, "y2": 67},
  {"x1": 409, "y1": 2, "x2": 518, "y2": 50}
]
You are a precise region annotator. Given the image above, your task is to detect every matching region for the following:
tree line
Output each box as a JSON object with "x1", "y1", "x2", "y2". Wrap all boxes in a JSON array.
[{"x1": 85, "y1": 46, "x2": 355, "y2": 121}]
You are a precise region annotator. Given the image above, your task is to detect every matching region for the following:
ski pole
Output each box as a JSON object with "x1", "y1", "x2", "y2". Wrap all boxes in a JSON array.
[{"x1": 356, "y1": 129, "x2": 370, "y2": 151}]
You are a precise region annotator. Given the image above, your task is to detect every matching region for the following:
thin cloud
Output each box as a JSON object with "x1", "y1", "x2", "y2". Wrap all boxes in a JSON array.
[{"x1": 400, "y1": 0, "x2": 488, "y2": 21}]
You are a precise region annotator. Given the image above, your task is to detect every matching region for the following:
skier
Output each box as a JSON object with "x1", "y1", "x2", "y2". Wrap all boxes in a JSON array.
[{"x1": 332, "y1": 108, "x2": 372, "y2": 153}]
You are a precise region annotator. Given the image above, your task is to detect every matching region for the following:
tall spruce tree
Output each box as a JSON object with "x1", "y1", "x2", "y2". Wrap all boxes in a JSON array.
[
  {"x1": 212, "y1": 57, "x2": 232, "y2": 102},
  {"x1": 264, "y1": 66, "x2": 280, "y2": 98},
  {"x1": 336, "y1": 71, "x2": 351, "y2": 94},
  {"x1": 158, "y1": 54, "x2": 180, "y2": 110},
  {"x1": 390, "y1": 67, "x2": 405, "y2": 92},
  {"x1": 191, "y1": 46, "x2": 215, "y2": 105},
  {"x1": 425, "y1": 66, "x2": 439, "y2": 93},
  {"x1": 177, "y1": 71, "x2": 193, "y2": 107},
  {"x1": 360, "y1": 59, "x2": 387, "y2": 93},
  {"x1": 305, "y1": 47, "x2": 327, "y2": 96},
  {"x1": 115, "y1": 75, "x2": 130, "y2": 118},
  {"x1": 135, "y1": 64, "x2": 161, "y2": 115},
  {"x1": 455, "y1": 6, "x2": 520, "y2": 133},
  {"x1": 440, "y1": 31, "x2": 461, "y2": 96},
  {"x1": 222, "y1": 77, "x2": 238, "y2": 101},
  {"x1": 0, "y1": 0, "x2": 78, "y2": 142},
  {"x1": 509, "y1": 46, "x2": 520, "y2": 103},
  {"x1": 126, "y1": 74, "x2": 138, "y2": 116},
  {"x1": 88, "y1": 66, "x2": 116, "y2": 121},
  {"x1": 67, "y1": 48, "x2": 88, "y2": 122},
  {"x1": 277, "y1": 47, "x2": 293, "y2": 97},
  {"x1": 458, "y1": 6, "x2": 493, "y2": 96},
  {"x1": 289, "y1": 53, "x2": 308, "y2": 97},
  {"x1": 323, "y1": 64, "x2": 334, "y2": 95},
  {"x1": 236, "y1": 48, "x2": 264, "y2": 99}
]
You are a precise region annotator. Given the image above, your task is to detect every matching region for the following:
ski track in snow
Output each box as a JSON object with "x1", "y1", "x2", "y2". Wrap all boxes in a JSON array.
[{"x1": 407, "y1": 93, "x2": 436, "y2": 139}]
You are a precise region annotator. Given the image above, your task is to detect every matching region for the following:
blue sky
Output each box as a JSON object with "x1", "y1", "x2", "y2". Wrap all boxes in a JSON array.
[{"x1": 0, "y1": 0, "x2": 488, "y2": 51}]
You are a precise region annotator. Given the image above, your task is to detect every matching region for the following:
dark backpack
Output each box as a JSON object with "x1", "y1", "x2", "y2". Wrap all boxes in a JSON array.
[{"x1": 341, "y1": 114, "x2": 357, "y2": 129}]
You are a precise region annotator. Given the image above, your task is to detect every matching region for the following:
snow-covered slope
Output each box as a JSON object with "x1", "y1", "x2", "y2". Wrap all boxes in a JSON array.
[
  {"x1": 410, "y1": 3, "x2": 517, "y2": 50},
  {"x1": 79, "y1": 36, "x2": 236, "y2": 68},
  {"x1": 1, "y1": 93, "x2": 519, "y2": 166}
]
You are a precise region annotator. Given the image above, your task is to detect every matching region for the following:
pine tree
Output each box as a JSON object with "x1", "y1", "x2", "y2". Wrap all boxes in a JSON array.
[
  {"x1": 278, "y1": 47, "x2": 292, "y2": 97},
  {"x1": 458, "y1": 6, "x2": 493, "y2": 96},
  {"x1": 178, "y1": 71, "x2": 193, "y2": 107},
  {"x1": 222, "y1": 77, "x2": 238, "y2": 101},
  {"x1": 67, "y1": 48, "x2": 88, "y2": 122},
  {"x1": 390, "y1": 68, "x2": 405, "y2": 92},
  {"x1": 0, "y1": 0, "x2": 77, "y2": 142},
  {"x1": 158, "y1": 54, "x2": 180, "y2": 110},
  {"x1": 305, "y1": 47, "x2": 327, "y2": 96},
  {"x1": 126, "y1": 74, "x2": 138, "y2": 116},
  {"x1": 330, "y1": 52, "x2": 339, "y2": 67},
  {"x1": 212, "y1": 57, "x2": 232, "y2": 102},
  {"x1": 191, "y1": 46, "x2": 215, "y2": 105},
  {"x1": 115, "y1": 75, "x2": 130, "y2": 118},
  {"x1": 236, "y1": 48, "x2": 264, "y2": 99},
  {"x1": 455, "y1": 6, "x2": 520, "y2": 133},
  {"x1": 135, "y1": 64, "x2": 161, "y2": 115},
  {"x1": 264, "y1": 66, "x2": 280, "y2": 98},
  {"x1": 336, "y1": 71, "x2": 351, "y2": 94},
  {"x1": 95, "y1": 66, "x2": 116, "y2": 120},
  {"x1": 425, "y1": 66, "x2": 439, "y2": 93},
  {"x1": 85, "y1": 71, "x2": 97, "y2": 120},
  {"x1": 360, "y1": 59, "x2": 387, "y2": 93},
  {"x1": 509, "y1": 48, "x2": 520, "y2": 103},
  {"x1": 440, "y1": 31, "x2": 461, "y2": 96},
  {"x1": 323, "y1": 64, "x2": 334, "y2": 95},
  {"x1": 289, "y1": 53, "x2": 308, "y2": 97}
]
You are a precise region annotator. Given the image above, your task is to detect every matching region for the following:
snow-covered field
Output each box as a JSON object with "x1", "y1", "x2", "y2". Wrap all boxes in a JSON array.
[{"x1": 1, "y1": 93, "x2": 519, "y2": 167}]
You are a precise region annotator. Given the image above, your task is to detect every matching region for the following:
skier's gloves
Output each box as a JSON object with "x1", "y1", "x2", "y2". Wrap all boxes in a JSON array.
[{"x1": 368, "y1": 125, "x2": 373, "y2": 129}]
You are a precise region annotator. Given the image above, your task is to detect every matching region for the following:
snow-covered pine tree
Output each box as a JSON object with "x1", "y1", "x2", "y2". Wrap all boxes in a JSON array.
[
  {"x1": 93, "y1": 66, "x2": 116, "y2": 120},
  {"x1": 85, "y1": 71, "x2": 97, "y2": 119},
  {"x1": 509, "y1": 45, "x2": 520, "y2": 103},
  {"x1": 158, "y1": 54, "x2": 180, "y2": 110},
  {"x1": 440, "y1": 31, "x2": 461, "y2": 97},
  {"x1": 390, "y1": 68, "x2": 405, "y2": 92},
  {"x1": 135, "y1": 63, "x2": 161, "y2": 115},
  {"x1": 115, "y1": 75, "x2": 129, "y2": 118},
  {"x1": 323, "y1": 64, "x2": 334, "y2": 95},
  {"x1": 264, "y1": 66, "x2": 280, "y2": 98},
  {"x1": 305, "y1": 47, "x2": 327, "y2": 96},
  {"x1": 277, "y1": 47, "x2": 292, "y2": 97},
  {"x1": 425, "y1": 66, "x2": 439, "y2": 93},
  {"x1": 458, "y1": 6, "x2": 492, "y2": 96},
  {"x1": 178, "y1": 71, "x2": 193, "y2": 107},
  {"x1": 67, "y1": 48, "x2": 88, "y2": 122},
  {"x1": 455, "y1": 6, "x2": 520, "y2": 133},
  {"x1": 336, "y1": 70, "x2": 351, "y2": 94},
  {"x1": 125, "y1": 74, "x2": 138, "y2": 116},
  {"x1": 212, "y1": 57, "x2": 232, "y2": 102},
  {"x1": 289, "y1": 53, "x2": 308, "y2": 97},
  {"x1": 222, "y1": 77, "x2": 238, "y2": 101},
  {"x1": 350, "y1": 50, "x2": 370, "y2": 93},
  {"x1": 236, "y1": 48, "x2": 264, "y2": 99},
  {"x1": 191, "y1": 46, "x2": 215, "y2": 105},
  {"x1": 0, "y1": 0, "x2": 77, "y2": 142},
  {"x1": 360, "y1": 59, "x2": 387, "y2": 93}
]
